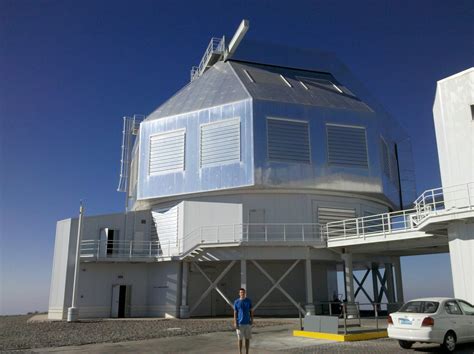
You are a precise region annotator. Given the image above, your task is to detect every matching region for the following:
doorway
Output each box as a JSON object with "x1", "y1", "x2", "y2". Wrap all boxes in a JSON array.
[{"x1": 111, "y1": 285, "x2": 131, "y2": 318}]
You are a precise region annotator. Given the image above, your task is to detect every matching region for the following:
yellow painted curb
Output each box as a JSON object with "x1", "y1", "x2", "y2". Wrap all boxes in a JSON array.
[{"x1": 293, "y1": 330, "x2": 387, "y2": 342}]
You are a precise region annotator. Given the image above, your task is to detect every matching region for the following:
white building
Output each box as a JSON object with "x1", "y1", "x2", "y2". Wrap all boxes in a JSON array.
[{"x1": 48, "y1": 22, "x2": 473, "y2": 320}]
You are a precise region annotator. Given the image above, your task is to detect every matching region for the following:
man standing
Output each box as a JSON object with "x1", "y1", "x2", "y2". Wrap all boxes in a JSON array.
[{"x1": 233, "y1": 288, "x2": 254, "y2": 354}]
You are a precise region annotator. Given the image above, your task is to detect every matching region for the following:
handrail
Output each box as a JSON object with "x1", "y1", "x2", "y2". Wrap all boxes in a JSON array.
[
  {"x1": 80, "y1": 223, "x2": 325, "y2": 260},
  {"x1": 326, "y1": 182, "x2": 474, "y2": 240},
  {"x1": 190, "y1": 36, "x2": 225, "y2": 81},
  {"x1": 81, "y1": 182, "x2": 474, "y2": 260}
]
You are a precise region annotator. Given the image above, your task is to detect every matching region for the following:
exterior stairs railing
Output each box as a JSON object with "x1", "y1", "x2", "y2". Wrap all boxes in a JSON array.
[
  {"x1": 80, "y1": 182, "x2": 474, "y2": 261},
  {"x1": 190, "y1": 37, "x2": 225, "y2": 82}
]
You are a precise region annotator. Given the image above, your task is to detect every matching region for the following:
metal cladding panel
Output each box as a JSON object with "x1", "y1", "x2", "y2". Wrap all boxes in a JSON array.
[
  {"x1": 151, "y1": 206, "x2": 178, "y2": 244},
  {"x1": 230, "y1": 61, "x2": 371, "y2": 112},
  {"x1": 326, "y1": 125, "x2": 368, "y2": 168},
  {"x1": 380, "y1": 138, "x2": 391, "y2": 177},
  {"x1": 201, "y1": 118, "x2": 241, "y2": 167},
  {"x1": 146, "y1": 62, "x2": 250, "y2": 121},
  {"x1": 267, "y1": 118, "x2": 310, "y2": 163},
  {"x1": 252, "y1": 99, "x2": 411, "y2": 209},
  {"x1": 149, "y1": 130, "x2": 185, "y2": 174},
  {"x1": 138, "y1": 100, "x2": 253, "y2": 200}
]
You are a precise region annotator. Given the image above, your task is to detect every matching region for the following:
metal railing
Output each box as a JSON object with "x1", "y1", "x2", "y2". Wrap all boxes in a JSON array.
[
  {"x1": 312, "y1": 301, "x2": 402, "y2": 334},
  {"x1": 80, "y1": 223, "x2": 324, "y2": 260},
  {"x1": 414, "y1": 182, "x2": 474, "y2": 224},
  {"x1": 80, "y1": 240, "x2": 179, "y2": 259},
  {"x1": 180, "y1": 223, "x2": 324, "y2": 255},
  {"x1": 325, "y1": 209, "x2": 418, "y2": 240},
  {"x1": 190, "y1": 37, "x2": 225, "y2": 81},
  {"x1": 81, "y1": 182, "x2": 474, "y2": 259},
  {"x1": 326, "y1": 182, "x2": 474, "y2": 240}
]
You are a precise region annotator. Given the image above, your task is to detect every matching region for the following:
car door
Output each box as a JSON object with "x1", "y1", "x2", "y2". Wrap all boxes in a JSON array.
[
  {"x1": 457, "y1": 300, "x2": 474, "y2": 341},
  {"x1": 444, "y1": 300, "x2": 467, "y2": 342}
]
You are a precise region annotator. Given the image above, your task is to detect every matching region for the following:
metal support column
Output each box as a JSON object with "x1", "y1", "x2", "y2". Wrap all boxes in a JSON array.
[
  {"x1": 385, "y1": 263, "x2": 396, "y2": 308},
  {"x1": 372, "y1": 263, "x2": 379, "y2": 307},
  {"x1": 341, "y1": 253, "x2": 354, "y2": 302},
  {"x1": 305, "y1": 258, "x2": 315, "y2": 315},
  {"x1": 241, "y1": 259, "x2": 247, "y2": 290},
  {"x1": 393, "y1": 257, "x2": 404, "y2": 303},
  {"x1": 180, "y1": 262, "x2": 190, "y2": 318}
]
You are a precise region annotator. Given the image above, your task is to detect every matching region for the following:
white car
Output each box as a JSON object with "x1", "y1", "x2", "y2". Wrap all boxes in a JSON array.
[{"x1": 388, "y1": 297, "x2": 474, "y2": 352}]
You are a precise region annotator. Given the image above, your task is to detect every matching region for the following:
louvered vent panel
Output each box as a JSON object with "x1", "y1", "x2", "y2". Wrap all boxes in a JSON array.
[
  {"x1": 267, "y1": 118, "x2": 310, "y2": 163},
  {"x1": 149, "y1": 130, "x2": 185, "y2": 175},
  {"x1": 318, "y1": 207, "x2": 356, "y2": 225},
  {"x1": 201, "y1": 118, "x2": 240, "y2": 167},
  {"x1": 327, "y1": 125, "x2": 368, "y2": 167}
]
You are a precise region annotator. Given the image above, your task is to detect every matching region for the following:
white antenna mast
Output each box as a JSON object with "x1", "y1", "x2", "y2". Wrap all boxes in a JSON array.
[{"x1": 225, "y1": 19, "x2": 250, "y2": 60}]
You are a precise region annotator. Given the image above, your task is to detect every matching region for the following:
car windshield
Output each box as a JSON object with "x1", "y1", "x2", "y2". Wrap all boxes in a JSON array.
[{"x1": 399, "y1": 301, "x2": 439, "y2": 313}]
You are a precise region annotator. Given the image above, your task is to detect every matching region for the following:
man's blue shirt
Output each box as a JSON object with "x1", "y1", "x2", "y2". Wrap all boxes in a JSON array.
[{"x1": 234, "y1": 297, "x2": 252, "y2": 325}]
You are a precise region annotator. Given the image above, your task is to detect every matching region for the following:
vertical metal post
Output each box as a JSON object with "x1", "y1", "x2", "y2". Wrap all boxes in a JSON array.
[
  {"x1": 302, "y1": 224, "x2": 305, "y2": 241},
  {"x1": 343, "y1": 303, "x2": 347, "y2": 334},
  {"x1": 283, "y1": 224, "x2": 286, "y2": 241},
  {"x1": 467, "y1": 184, "x2": 472, "y2": 209},
  {"x1": 68, "y1": 201, "x2": 85, "y2": 322},
  {"x1": 216, "y1": 225, "x2": 220, "y2": 243},
  {"x1": 374, "y1": 303, "x2": 379, "y2": 331},
  {"x1": 233, "y1": 224, "x2": 236, "y2": 242},
  {"x1": 265, "y1": 224, "x2": 268, "y2": 242},
  {"x1": 240, "y1": 259, "x2": 247, "y2": 290},
  {"x1": 361, "y1": 218, "x2": 365, "y2": 240},
  {"x1": 129, "y1": 241, "x2": 132, "y2": 258},
  {"x1": 96, "y1": 240, "x2": 100, "y2": 259},
  {"x1": 149, "y1": 242, "x2": 152, "y2": 257},
  {"x1": 431, "y1": 189, "x2": 435, "y2": 210}
]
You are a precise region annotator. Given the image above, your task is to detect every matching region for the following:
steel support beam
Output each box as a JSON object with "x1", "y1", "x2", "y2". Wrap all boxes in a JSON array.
[
  {"x1": 190, "y1": 261, "x2": 236, "y2": 315},
  {"x1": 384, "y1": 263, "x2": 396, "y2": 303},
  {"x1": 305, "y1": 258, "x2": 315, "y2": 315},
  {"x1": 376, "y1": 268, "x2": 388, "y2": 303},
  {"x1": 241, "y1": 259, "x2": 247, "y2": 290},
  {"x1": 371, "y1": 263, "x2": 379, "y2": 305},
  {"x1": 393, "y1": 257, "x2": 404, "y2": 303},
  {"x1": 179, "y1": 262, "x2": 190, "y2": 318},
  {"x1": 251, "y1": 260, "x2": 305, "y2": 315},
  {"x1": 341, "y1": 253, "x2": 354, "y2": 302},
  {"x1": 353, "y1": 268, "x2": 373, "y2": 302}
]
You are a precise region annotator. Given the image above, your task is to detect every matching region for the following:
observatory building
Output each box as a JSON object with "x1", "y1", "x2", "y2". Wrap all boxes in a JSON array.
[{"x1": 48, "y1": 21, "x2": 473, "y2": 320}]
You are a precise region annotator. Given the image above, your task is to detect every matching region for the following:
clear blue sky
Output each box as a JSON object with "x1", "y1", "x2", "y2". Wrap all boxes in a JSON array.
[{"x1": 1, "y1": 0, "x2": 472, "y2": 315}]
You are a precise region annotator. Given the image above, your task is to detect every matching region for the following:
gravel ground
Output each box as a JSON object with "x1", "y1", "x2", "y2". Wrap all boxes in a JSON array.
[{"x1": 0, "y1": 315, "x2": 293, "y2": 351}]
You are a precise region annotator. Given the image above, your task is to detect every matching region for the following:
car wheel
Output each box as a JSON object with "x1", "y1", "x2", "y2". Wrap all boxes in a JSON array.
[
  {"x1": 442, "y1": 331, "x2": 456, "y2": 352},
  {"x1": 398, "y1": 340, "x2": 414, "y2": 349}
]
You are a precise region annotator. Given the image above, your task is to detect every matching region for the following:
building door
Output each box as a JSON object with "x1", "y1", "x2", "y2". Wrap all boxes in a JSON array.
[
  {"x1": 100, "y1": 228, "x2": 119, "y2": 257},
  {"x1": 111, "y1": 285, "x2": 131, "y2": 318}
]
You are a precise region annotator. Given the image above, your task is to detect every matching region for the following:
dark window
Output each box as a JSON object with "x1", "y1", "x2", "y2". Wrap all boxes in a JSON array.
[
  {"x1": 445, "y1": 301, "x2": 463, "y2": 315},
  {"x1": 471, "y1": 105, "x2": 474, "y2": 120},
  {"x1": 399, "y1": 301, "x2": 439, "y2": 313}
]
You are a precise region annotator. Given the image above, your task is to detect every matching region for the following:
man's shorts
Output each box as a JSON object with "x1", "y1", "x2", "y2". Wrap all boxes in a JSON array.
[{"x1": 236, "y1": 324, "x2": 252, "y2": 340}]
